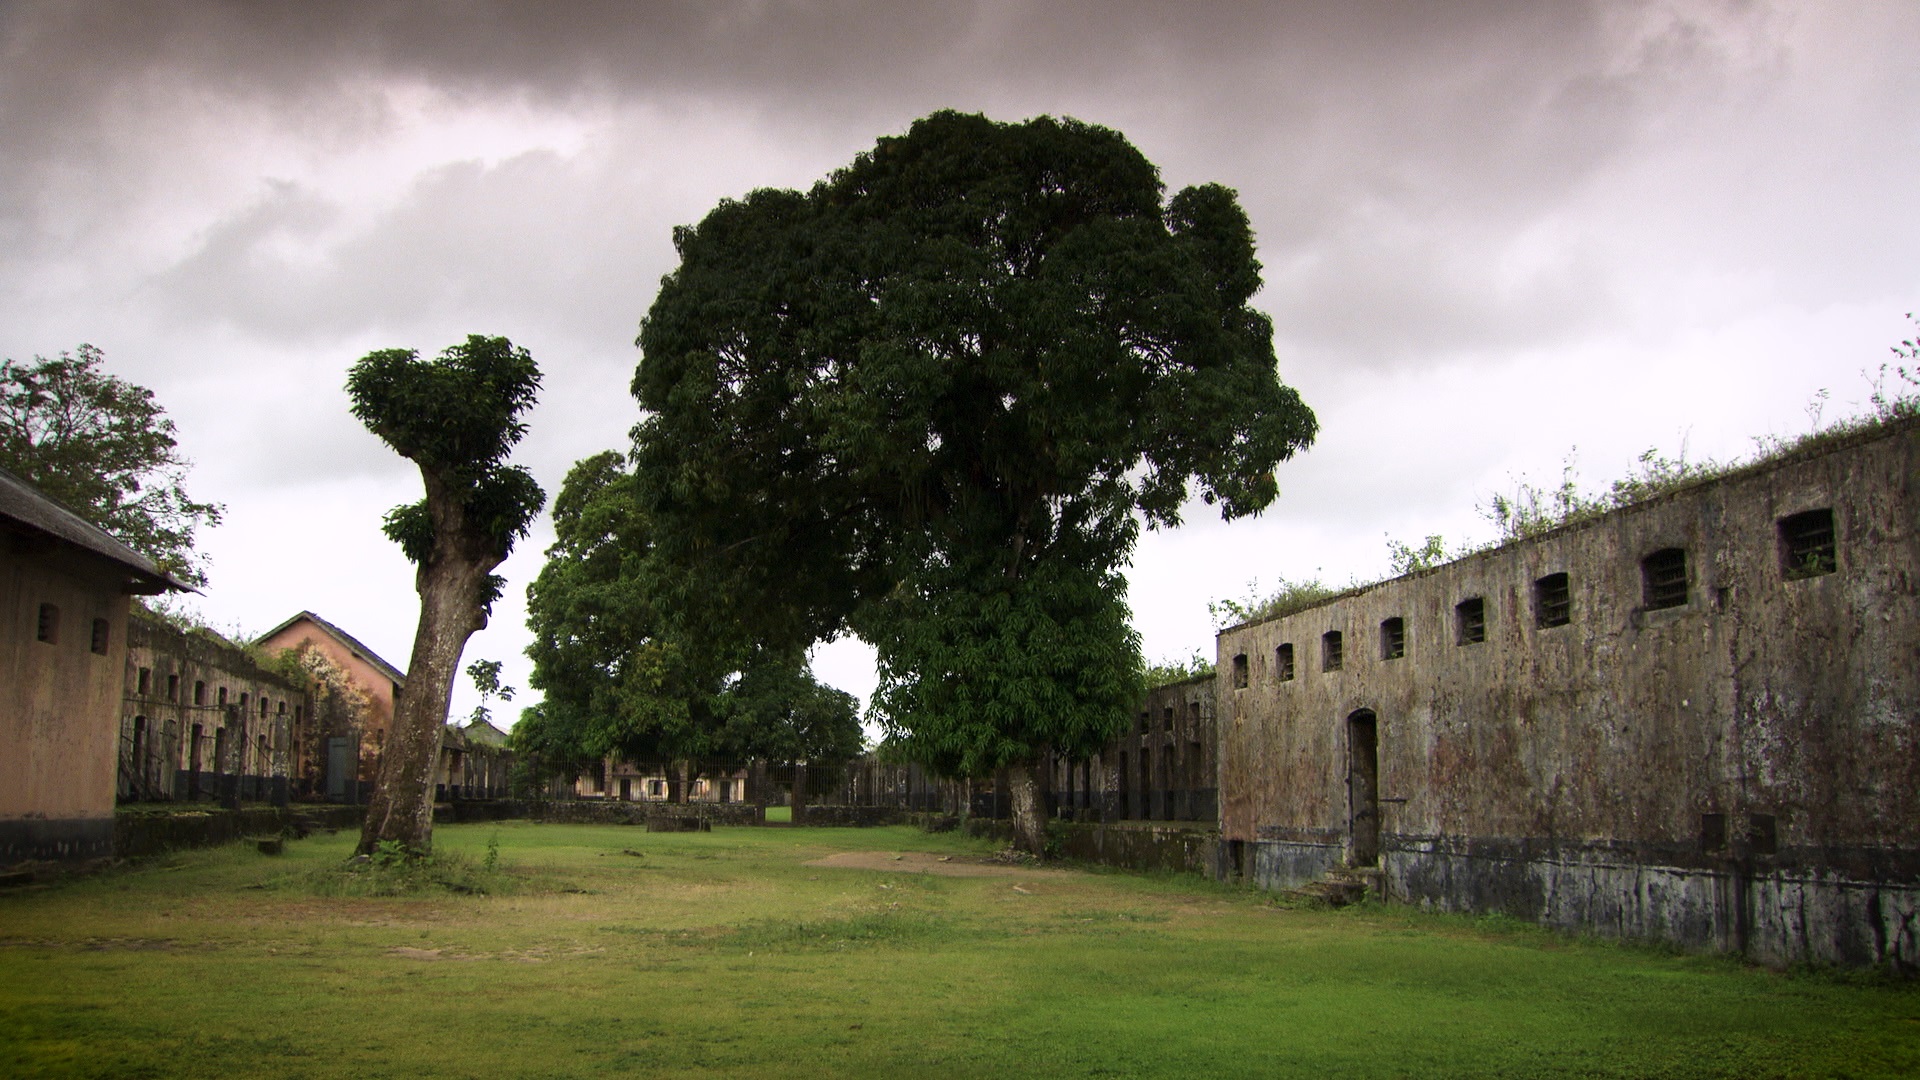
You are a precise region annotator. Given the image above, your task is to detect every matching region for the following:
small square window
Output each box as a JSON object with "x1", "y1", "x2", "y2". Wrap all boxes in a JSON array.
[
  {"x1": 1778, "y1": 509, "x2": 1836, "y2": 579},
  {"x1": 1534, "y1": 572, "x2": 1571, "y2": 628},
  {"x1": 1700, "y1": 813, "x2": 1727, "y2": 853},
  {"x1": 1275, "y1": 643, "x2": 1295, "y2": 682},
  {"x1": 1455, "y1": 597, "x2": 1486, "y2": 645},
  {"x1": 36, "y1": 603, "x2": 59, "y2": 644},
  {"x1": 1380, "y1": 617, "x2": 1405, "y2": 660},
  {"x1": 1642, "y1": 548, "x2": 1688, "y2": 609},
  {"x1": 1322, "y1": 631, "x2": 1343, "y2": 671},
  {"x1": 1231, "y1": 653, "x2": 1249, "y2": 689},
  {"x1": 90, "y1": 618, "x2": 109, "y2": 655}
]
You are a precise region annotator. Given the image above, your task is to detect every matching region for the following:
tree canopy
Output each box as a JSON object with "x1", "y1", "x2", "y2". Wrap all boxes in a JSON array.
[
  {"x1": 0, "y1": 344, "x2": 224, "y2": 585},
  {"x1": 346, "y1": 334, "x2": 544, "y2": 854},
  {"x1": 634, "y1": 111, "x2": 1316, "y2": 850},
  {"x1": 520, "y1": 450, "x2": 861, "y2": 785}
]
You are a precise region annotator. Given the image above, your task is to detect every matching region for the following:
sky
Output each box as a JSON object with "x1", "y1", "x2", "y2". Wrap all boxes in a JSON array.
[{"x1": 3, "y1": 0, "x2": 1916, "y2": 730}]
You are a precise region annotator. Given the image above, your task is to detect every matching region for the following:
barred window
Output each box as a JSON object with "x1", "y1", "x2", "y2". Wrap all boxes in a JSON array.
[
  {"x1": 1322, "y1": 631, "x2": 1344, "y2": 671},
  {"x1": 1642, "y1": 548, "x2": 1688, "y2": 610},
  {"x1": 1455, "y1": 597, "x2": 1486, "y2": 645},
  {"x1": 1380, "y1": 617, "x2": 1405, "y2": 660},
  {"x1": 1778, "y1": 509, "x2": 1836, "y2": 579},
  {"x1": 1534, "y1": 572, "x2": 1571, "y2": 628},
  {"x1": 1275, "y1": 643, "x2": 1295, "y2": 682}
]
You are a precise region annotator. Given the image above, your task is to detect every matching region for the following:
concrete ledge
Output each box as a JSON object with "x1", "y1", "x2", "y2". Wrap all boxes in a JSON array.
[
  {"x1": 1248, "y1": 837, "x2": 1920, "y2": 971},
  {"x1": 0, "y1": 817, "x2": 115, "y2": 865}
]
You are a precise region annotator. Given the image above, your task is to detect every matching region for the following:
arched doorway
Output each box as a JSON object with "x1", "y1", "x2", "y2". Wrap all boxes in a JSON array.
[{"x1": 1346, "y1": 709, "x2": 1380, "y2": 867}]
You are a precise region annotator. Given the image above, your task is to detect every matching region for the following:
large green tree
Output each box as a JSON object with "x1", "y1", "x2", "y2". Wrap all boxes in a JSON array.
[
  {"x1": 521, "y1": 451, "x2": 859, "y2": 800},
  {"x1": 635, "y1": 111, "x2": 1316, "y2": 853},
  {"x1": 0, "y1": 344, "x2": 224, "y2": 585},
  {"x1": 347, "y1": 334, "x2": 544, "y2": 855}
]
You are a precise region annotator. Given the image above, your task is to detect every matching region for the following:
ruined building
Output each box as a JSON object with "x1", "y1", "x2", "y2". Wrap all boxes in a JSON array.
[
  {"x1": 1215, "y1": 416, "x2": 1918, "y2": 968},
  {"x1": 120, "y1": 609, "x2": 309, "y2": 804}
]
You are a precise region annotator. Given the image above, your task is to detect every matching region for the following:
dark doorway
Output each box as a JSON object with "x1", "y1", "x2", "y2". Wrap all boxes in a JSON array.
[
  {"x1": 1346, "y1": 710, "x2": 1380, "y2": 867},
  {"x1": 325, "y1": 736, "x2": 353, "y2": 801}
]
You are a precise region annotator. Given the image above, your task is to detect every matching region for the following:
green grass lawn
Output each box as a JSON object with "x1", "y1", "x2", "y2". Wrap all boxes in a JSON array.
[{"x1": 1, "y1": 822, "x2": 1914, "y2": 1079}]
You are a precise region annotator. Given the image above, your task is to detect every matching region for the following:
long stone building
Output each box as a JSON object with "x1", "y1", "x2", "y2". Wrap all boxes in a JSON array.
[{"x1": 1215, "y1": 416, "x2": 1918, "y2": 968}]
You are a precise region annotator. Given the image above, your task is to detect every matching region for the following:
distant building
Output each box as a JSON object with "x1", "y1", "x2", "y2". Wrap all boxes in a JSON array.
[
  {"x1": 435, "y1": 717, "x2": 514, "y2": 800},
  {"x1": 256, "y1": 611, "x2": 407, "y2": 802},
  {"x1": 1, "y1": 466, "x2": 184, "y2": 864}
]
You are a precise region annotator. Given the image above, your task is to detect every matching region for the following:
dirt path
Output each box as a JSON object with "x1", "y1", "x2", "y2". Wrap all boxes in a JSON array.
[{"x1": 803, "y1": 850, "x2": 1079, "y2": 879}]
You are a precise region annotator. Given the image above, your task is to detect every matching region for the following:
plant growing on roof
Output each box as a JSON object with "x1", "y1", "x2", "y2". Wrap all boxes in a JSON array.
[{"x1": 346, "y1": 334, "x2": 544, "y2": 857}]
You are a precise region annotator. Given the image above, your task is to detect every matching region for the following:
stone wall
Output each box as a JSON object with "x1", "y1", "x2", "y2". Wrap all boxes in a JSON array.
[
  {"x1": 121, "y1": 611, "x2": 310, "y2": 804},
  {"x1": 1, "y1": 534, "x2": 132, "y2": 864},
  {"x1": 1216, "y1": 417, "x2": 1920, "y2": 969}
]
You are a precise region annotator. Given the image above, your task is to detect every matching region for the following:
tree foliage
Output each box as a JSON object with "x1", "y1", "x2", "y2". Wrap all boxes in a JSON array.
[
  {"x1": 0, "y1": 344, "x2": 224, "y2": 585},
  {"x1": 520, "y1": 451, "x2": 859, "y2": 777},
  {"x1": 634, "y1": 111, "x2": 1317, "y2": 848}
]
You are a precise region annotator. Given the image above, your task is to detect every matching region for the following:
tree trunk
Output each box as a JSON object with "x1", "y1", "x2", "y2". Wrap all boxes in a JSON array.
[
  {"x1": 1008, "y1": 758, "x2": 1048, "y2": 857},
  {"x1": 356, "y1": 536, "x2": 491, "y2": 857},
  {"x1": 792, "y1": 760, "x2": 808, "y2": 825}
]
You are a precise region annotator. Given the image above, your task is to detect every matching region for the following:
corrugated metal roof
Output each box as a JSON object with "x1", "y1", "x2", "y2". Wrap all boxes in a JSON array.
[{"x1": 0, "y1": 464, "x2": 190, "y2": 594}]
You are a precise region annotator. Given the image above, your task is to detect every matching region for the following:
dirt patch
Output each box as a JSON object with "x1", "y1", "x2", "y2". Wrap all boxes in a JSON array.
[{"x1": 804, "y1": 851, "x2": 1078, "y2": 879}]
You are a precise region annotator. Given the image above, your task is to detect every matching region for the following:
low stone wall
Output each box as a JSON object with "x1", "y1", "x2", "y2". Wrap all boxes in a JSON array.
[
  {"x1": 963, "y1": 818, "x2": 1220, "y2": 877},
  {"x1": 521, "y1": 800, "x2": 764, "y2": 827},
  {"x1": 797, "y1": 805, "x2": 910, "y2": 827},
  {"x1": 113, "y1": 805, "x2": 365, "y2": 860},
  {"x1": 1056, "y1": 821, "x2": 1219, "y2": 876}
]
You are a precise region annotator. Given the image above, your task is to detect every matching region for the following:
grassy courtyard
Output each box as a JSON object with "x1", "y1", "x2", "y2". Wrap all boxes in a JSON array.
[{"x1": 1, "y1": 822, "x2": 1914, "y2": 1079}]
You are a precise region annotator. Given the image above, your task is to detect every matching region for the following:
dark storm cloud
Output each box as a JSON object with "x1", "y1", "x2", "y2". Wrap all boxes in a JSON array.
[{"x1": 5, "y1": 0, "x2": 1789, "y2": 378}]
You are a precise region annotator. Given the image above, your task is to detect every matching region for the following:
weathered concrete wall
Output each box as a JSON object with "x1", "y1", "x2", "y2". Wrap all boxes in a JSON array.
[
  {"x1": 1, "y1": 534, "x2": 131, "y2": 863},
  {"x1": 1218, "y1": 418, "x2": 1920, "y2": 969},
  {"x1": 113, "y1": 805, "x2": 365, "y2": 860},
  {"x1": 121, "y1": 611, "x2": 310, "y2": 803},
  {"x1": 1074, "y1": 675, "x2": 1218, "y2": 823},
  {"x1": 1058, "y1": 821, "x2": 1219, "y2": 875}
]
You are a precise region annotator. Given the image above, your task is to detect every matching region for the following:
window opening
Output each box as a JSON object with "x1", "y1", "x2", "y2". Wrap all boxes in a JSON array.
[
  {"x1": 218, "y1": 686, "x2": 228, "y2": 707},
  {"x1": 1642, "y1": 548, "x2": 1689, "y2": 609},
  {"x1": 1700, "y1": 813, "x2": 1727, "y2": 853},
  {"x1": 1275, "y1": 643, "x2": 1294, "y2": 682},
  {"x1": 36, "y1": 603, "x2": 58, "y2": 644},
  {"x1": 1455, "y1": 597, "x2": 1486, "y2": 645},
  {"x1": 1534, "y1": 572, "x2": 1571, "y2": 628},
  {"x1": 1322, "y1": 631, "x2": 1343, "y2": 671},
  {"x1": 1380, "y1": 617, "x2": 1405, "y2": 660},
  {"x1": 1162, "y1": 706, "x2": 1174, "y2": 729},
  {"x1": 1748, "y1": 813, "x2": 1778, "y2": 856},
  {"x1": 167, "y1": 674, "x2": 179, "y2": 701},
  {"x1": 1231, "y1": 653, "x2": 1249, "y2": 689},
  {"x1": 138, "y1": 668, "x2": 152, "y2": 695},
  {"x1": 1778, "y1": 509, "x2": 1836, "y2": 579},
  {"x1": 90, "y1": 618, "x2": 109, "y2": 655},
  {"x1": 193, "y1": 681, "x2": 206, "y2": 706}
]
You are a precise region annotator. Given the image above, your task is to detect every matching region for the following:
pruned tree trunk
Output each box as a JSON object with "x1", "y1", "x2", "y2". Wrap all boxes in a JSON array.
[
  {"x1": 357, "y1": 489, "x2": 495, "y2": 857},
  {"x1": 666, "y1": 764, "x2": 684, "y2": 804},
  {"x1": 792, "y1": 760, "x2": 808, "y2": 825},
  {"x1": 1007, "y1": 758, "x2": 1048, "y2": 857}
]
